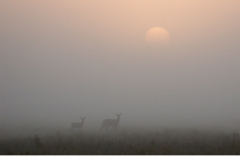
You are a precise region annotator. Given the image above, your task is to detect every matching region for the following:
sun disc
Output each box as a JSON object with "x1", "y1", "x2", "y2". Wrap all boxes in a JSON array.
[{"x1": 145, "y1": 27, "x2": 170, "y2": 46}]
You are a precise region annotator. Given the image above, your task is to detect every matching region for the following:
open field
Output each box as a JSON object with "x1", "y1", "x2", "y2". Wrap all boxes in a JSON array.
[{"x1": 1, "y1": 127, "x2": 240, "y2": 155}]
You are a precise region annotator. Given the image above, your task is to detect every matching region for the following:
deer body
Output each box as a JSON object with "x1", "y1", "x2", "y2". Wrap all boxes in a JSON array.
[
  {"x1": 100, "y1": 113, "x2": 122, "y2": 131},
  {"x1": 71, "y1": 117, "x2": 85, "y2": 130}
]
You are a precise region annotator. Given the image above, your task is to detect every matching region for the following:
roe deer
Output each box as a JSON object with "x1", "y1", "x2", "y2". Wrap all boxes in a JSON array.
[
  {"x1": 100, "y1": 113, "x2": 122, "y2": 131},
  {"x1": 71, "y1": 117, "x2": 85, "y2": 130}
]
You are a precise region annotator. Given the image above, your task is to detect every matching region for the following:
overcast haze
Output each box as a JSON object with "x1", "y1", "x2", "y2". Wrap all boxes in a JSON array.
[{"x1": 1, "y1": 0, "x2": 240, "y2": 134}]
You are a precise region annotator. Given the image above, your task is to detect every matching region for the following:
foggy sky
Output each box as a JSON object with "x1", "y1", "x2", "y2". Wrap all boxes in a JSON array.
[{"x1": 1, "y1": 0, "x2": 240, "y2": 132}]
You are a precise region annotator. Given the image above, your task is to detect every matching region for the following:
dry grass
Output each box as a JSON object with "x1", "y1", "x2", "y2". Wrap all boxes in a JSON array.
[{"x1": 0, "y1": 128, "x2": 240, "y2": 155}]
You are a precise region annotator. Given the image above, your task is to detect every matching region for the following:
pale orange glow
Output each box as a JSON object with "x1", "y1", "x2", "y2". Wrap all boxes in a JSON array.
[
  {"x1": 145, "y1": 27, "x2": 170, "y2": 46},
  {"x1": 2, "y1": 0, "x2": 240, "y2": 48}
]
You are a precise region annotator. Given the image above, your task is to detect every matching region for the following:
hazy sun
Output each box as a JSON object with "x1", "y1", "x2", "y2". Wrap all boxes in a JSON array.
[{"x1": 145, "y1": 27, "x2": 170, "y2": 46}]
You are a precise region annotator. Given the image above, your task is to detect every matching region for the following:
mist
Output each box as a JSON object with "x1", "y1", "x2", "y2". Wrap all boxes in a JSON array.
[{"x1": 1, "y1": 0, "x2": 240, "y2": 137}]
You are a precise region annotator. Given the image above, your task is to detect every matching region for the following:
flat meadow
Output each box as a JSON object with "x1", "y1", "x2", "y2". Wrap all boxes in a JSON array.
[{"x1": 0, "y1": 127, "x2": 240, "y2": 155}]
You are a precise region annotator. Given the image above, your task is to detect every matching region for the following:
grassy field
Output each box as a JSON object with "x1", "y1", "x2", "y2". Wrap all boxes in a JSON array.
[{"x1": 0, "y1": 127, "x2": 240, "y2": 155}]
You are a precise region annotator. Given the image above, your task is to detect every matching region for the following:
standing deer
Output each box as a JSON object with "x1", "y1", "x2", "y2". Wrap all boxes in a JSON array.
[
  {"x1": 100, "y1": 113, "x2": 122, "y2": 131},
  {"x1": 71, "y1": 117, "x2": 85, "y2": 130}
]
